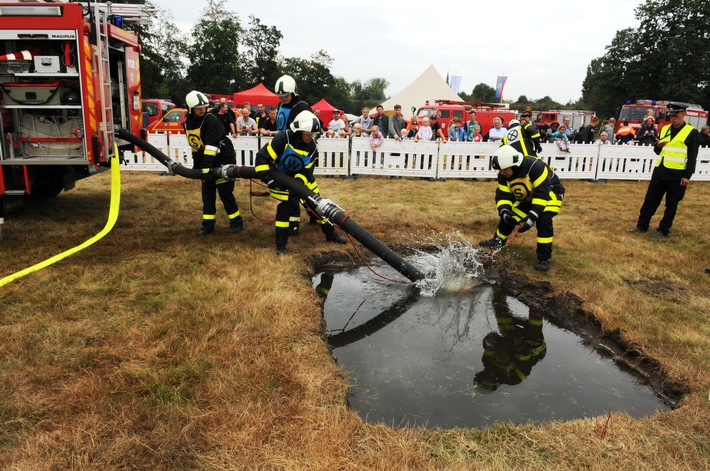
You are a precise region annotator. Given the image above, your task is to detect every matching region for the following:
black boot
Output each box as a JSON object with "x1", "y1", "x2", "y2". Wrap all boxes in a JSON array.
[
  {"x1": 535, "y1": 259, "x2": 551, "y2": 272},
  {"x1": 479, "y1": 236, "x2": 504, "y2": 249},
  {"x1": 197, "y1": 226, "x2": 214, "y2": 237},
  {"x1": 229, "y1": 218, "x2": 244, "y2": 234},
  {"x1": 326, "y1": 232, "x2": 347, "y2": 244}
]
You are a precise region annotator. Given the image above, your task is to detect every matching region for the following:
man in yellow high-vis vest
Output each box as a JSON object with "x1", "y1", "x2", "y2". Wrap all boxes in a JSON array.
[{"x1": 629, "y1": 102, "x2": 699, "y2": 238}]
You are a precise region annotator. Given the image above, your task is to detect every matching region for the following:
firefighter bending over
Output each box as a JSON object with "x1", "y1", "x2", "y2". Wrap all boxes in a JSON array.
[
  {"x1": 479, "y1": 145, "x2": 565, "y2": 272},
  {"x1": 254, "y1": 110, "x2": 347, "y2": 255},
  {"x1": 184, "y1": 90, "x2": 244, "y2": 236}
]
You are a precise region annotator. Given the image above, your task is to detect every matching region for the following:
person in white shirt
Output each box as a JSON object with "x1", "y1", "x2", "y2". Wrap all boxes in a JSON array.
[
  {"x1": 236, "y1": 107, "x2": 257, "y2": 135},
  {"x1": 415, "y1": 117, "x2": 433, "y2": 141},
  {"x1": 488, "y1": 116, "x2": 507, "y2": 142},
  {"x1": 326, "y1": 109, "x2": 346, "y2": 138}
]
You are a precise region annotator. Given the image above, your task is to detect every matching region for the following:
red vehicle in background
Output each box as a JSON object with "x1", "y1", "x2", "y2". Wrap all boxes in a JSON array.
[
  {"x1": 416, "y1": 101, "x2": 516, "y2": 137},
  {"x1": 141, "y1": 98, "x2": 175, "y2": 129},
  {"x1": 148, "y1": 108, "x2": 186, "y2": 133},
  {"x1": 618, "y1": 99, "x2": 708, "y2": 131}
]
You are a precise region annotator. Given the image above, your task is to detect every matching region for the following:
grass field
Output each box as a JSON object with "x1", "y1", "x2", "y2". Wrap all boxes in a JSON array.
[{"x1": 0, "y1": 170, "x2": 708, "y2": 469}]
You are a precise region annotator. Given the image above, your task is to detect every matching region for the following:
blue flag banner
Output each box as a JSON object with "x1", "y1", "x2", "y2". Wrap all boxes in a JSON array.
[
  {"x1": 495, "y1": 76, "x2": 508, "y2": 100},
  {"x1": 450, "y1": 75, "x2": 462, "y2": 94}
]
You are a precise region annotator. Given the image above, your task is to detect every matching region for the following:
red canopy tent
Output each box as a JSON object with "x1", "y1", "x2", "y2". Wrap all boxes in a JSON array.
[
  {"x1": 311, "y1": 98, "x2": 338, "y2": 128},
  {"x1": 232, "y1": 83, "x2": 279, "y2": 108}
]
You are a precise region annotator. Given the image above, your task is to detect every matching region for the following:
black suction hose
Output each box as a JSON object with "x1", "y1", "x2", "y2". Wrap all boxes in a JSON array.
[{"x1": 117, "y1": 129, "x2": 426, "y2": 282}]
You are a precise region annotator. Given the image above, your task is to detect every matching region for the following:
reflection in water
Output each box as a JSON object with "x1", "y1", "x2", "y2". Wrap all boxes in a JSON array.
[
  {"x1": 315, "y1": 260, "x2": 669, "y2": 429},
  {"x1": 474, "y1": 284, "x2": 546, "y2": 392}
]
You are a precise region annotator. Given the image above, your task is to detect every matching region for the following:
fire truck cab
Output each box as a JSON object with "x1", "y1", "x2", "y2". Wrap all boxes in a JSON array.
[
  {"x1": 0, "y1": 1, "x2": 148, "y2": 220},
  {"x1": 416, "y1": 101, "x2": 516, "y2": 138},
  {"x1": 618, "y1": 99, "x2": 708, "y2": 132}
]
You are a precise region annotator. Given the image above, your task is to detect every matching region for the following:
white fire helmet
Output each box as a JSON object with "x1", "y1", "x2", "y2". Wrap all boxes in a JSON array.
[
  {"x1": 185, "y1": 90, "x2": 209, "y2": 112},
  {"x1": 290, "y1": 110, "x2": 321, "y2": 134},
  {"x1": 492, "y1": 145, "x2": 523, "y2": 170},
  {"x1": 274, "y1": 75, "x2": 297, "y2": 96}
]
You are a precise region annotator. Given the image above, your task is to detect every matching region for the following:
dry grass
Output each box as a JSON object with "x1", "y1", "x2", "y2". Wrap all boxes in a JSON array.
[{"x1": 0, "y1": 171, "x2": 708, "y2": 469}]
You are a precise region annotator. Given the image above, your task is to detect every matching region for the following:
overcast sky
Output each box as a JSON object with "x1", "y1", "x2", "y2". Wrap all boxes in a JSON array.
[{"x1": 150, "y1": 0, "x2": 640, "y2": 105}]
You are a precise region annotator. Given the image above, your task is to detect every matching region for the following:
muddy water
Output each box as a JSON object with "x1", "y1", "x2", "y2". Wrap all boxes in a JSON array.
[{"x1": 314, "y1": 262, "x2": 669, "y2": 429}]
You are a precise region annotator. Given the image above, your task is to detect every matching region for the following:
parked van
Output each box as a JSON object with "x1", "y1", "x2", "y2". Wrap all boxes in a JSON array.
[{"x1": 141, "y1": 99, "x2": 176, "y2": 129}]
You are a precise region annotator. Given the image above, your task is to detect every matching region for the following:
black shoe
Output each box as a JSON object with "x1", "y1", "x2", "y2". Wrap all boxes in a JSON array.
[
  {"x1": 705, "y1": 268, "x2": 710, "y2": 274},
  {"x1": 479, "y1": 237, "x2": 504, "y2": 249},
  {"x1": 326, "y1": 233, "x2": 347, "y2": 244},
  {"x1": 651, "y1": 230, "x2": 668, "y2": 238},
  {"x1": 535, "y1": 259, "x2": 551, "y2": 272},
  {"x1": 291, "y1": 227, "x2": 301, "y2": 237},
  {"x1": 229, "y1": 224, "x2": 244, "y2": 234},
  {"x1": 308, "y1": 219, "x2": 319, "y2": 225},
  {"x1": 275, "y1": 246, "x2": 288, "y2": 255},
  {"x1": 628, "y1": 226, "x2": 648, "y2": 233},
  {"x1": 197, "y1": 227, "x2": 214, "y2": 237}
]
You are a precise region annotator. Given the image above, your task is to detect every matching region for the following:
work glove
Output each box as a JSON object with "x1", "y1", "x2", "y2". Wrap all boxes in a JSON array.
[
  {"x1": 201, "y1": 168, "x2": 215, "y2": 182},
  {"x1": 499, "y1": 208, "x2": 516, "y2": 226},
  {"x1": 518, "y1": 214, "x2": 537, "y2": 233},
  {"x1": 260, "y1": 172, "x2": 281, "y2": 190}
]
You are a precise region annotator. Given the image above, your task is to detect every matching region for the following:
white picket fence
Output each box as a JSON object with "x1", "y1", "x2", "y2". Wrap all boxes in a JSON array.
[{"x1": 122, "y1": 133, "x2": 710, "y2": 181}]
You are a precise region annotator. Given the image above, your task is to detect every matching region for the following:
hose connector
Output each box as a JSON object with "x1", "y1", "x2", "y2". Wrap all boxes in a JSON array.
[{"x1": 315, "y1": 197, "x2": 343, "y2": 220}]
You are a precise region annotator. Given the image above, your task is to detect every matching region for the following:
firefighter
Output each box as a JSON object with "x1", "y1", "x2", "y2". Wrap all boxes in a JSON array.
[
  {"x1": 502, "y1": 119, "x2": 539, "y2": 157},
  {"x1": 629, "y1": 102, "x2": 699, "y2": 238},
  {"x1": 474, "y1": 284, "x2": 546, "y2": 392},
  {"x1": 254, "y1": 110, "x2": 347, "y2": 255},
  {"x1": 479, "y1": 145, "x2": 565, "y2": 272},
  {"x1": 184, "y1": 90, "x2": 244, "y2": 236},
  {"x1": 274, "y1": 75, "x2": 312, "y2": 132},
  {"x1": 519, "y1": 112, "x2": 543, "y2": 154}
]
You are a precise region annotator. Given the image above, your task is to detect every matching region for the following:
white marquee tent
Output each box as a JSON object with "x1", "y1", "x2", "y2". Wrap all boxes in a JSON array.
[{"x1": 378, "y1": 64, "x2": 463, "y2": 116}]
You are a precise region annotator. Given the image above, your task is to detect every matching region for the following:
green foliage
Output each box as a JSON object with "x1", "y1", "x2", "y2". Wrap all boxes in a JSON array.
[
  {"x1": 350, "y1": 78, "x2": 389, "y2": 112},
  {"x1": 282, "y1": 51, "x2": 336, "y2": 104},
  {"x1": 187, "y1": 16, "x2": 242, "y2": 95},
  {"x1": 583, "y1": 1, "x2": 710, "y2": 117},
  {"x1": 242, "y1": 15, "x2": 283, "y2": 89},
  {"x1": 468, "y1": 83, "x2": 497, "y2": 103}
]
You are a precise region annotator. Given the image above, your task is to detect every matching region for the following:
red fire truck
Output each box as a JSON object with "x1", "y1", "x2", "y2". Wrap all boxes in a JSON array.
[
  {"x1": 618, "y1": 99, "x2": 708, "y2": 131},
  {"x1": 416, "y1": 101, "x2": 516, "y2": 137},
  {"x1": 0, "y1": 1, "x2": 147, "y2": 220}
]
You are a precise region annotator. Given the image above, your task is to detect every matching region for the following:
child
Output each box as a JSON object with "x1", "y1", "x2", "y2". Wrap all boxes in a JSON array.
[
  {"x1": 414, "y1": 117, "x2": 433, "y2": 142},
  {"x1": 351, "y1": 123, "x2": 364, "y2": 138},
  {"x1": 471, "y1": 124, "x2": 483, "y2": 142},
  {"x1": 552, "y1": 125, "x2": 571, "y2": 152},
  {"x1": 370, "y1": 125, "x2": 384, "y2": 152},
  {"x1": 400, "y1": 128, "x2": 409, "y2": 140},
  {"x1": 448, "y1": 118, "x2": 466, "y2": 142}
]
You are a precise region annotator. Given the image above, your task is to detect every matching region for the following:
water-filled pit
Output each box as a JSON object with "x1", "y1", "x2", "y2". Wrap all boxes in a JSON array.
[{"x1": 313, "y1": 237, "x2": 672, "y2": 429}]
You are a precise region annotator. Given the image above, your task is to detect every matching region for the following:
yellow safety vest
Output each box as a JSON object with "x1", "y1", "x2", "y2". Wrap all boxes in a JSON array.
[{"x1": 658, "y1": 123, "x2": 693, "y2": 170}]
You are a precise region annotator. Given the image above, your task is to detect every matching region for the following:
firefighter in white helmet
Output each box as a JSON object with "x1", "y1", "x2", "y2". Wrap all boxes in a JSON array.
[
  {"x1": 274, "y1": 75, "x2": 312, "y2": 132},
  {"x1": 254, "y1": 110, "x2": 347, "y2": 254},
  {"x1": 479, "y1": 145, "x2": 565, "y2": 271},
  {"x1": 184, "y1": 90, "x2": 244, "y2": 236}
]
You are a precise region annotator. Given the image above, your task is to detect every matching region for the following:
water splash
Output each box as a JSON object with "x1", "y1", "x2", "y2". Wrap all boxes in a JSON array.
[{"x1": 407, "y1": 232, "x2": 492, "y2": 297}]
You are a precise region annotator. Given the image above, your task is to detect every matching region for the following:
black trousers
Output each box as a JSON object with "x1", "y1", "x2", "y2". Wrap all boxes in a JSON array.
[
  {"x1": 275, "y1": 194, "x2": 334, "y2": 248},
  {"x1": 201, "y1": 179, "x2": 240, "y2": 228},
  {"x1": 636, "y1": 178, "x2": 686, "y2": 234}
]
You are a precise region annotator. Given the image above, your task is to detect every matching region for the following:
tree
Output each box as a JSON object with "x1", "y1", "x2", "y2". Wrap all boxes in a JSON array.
[
  {"x1": 138, "y1": 2, "x2": 189, "y2": 102},
  {"x1": 583, "y1": 0, "x2": 710, "y2": 117},
  {"x1": 186, "y1": 12, "x2": 243, "y2": 94},
  {"x1": 242, "y1": 15, "x2": 282, "y2": 89},
  {"x1": 351, "y1": 78, "x2": 389, "y2": 110},
  {"x1": 282, "y1": 50, "x2": 336, "y2": 105},
  {"x1": 469, "y1": 83, "x2": 497, "y2": 103}
]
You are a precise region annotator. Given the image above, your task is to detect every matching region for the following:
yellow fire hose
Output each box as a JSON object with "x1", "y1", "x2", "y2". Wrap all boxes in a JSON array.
[{"x1": 0, "y1": 144, "x2": 120, "y2": 288}]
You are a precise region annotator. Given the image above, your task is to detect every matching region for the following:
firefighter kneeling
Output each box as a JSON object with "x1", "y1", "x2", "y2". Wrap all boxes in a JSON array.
[
  {"x1": 255, "y1": 110, "x2": 347, "y2": 255},
  {"x1": 479, "y1": 145, "x2": 565, "y2": 272}
]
